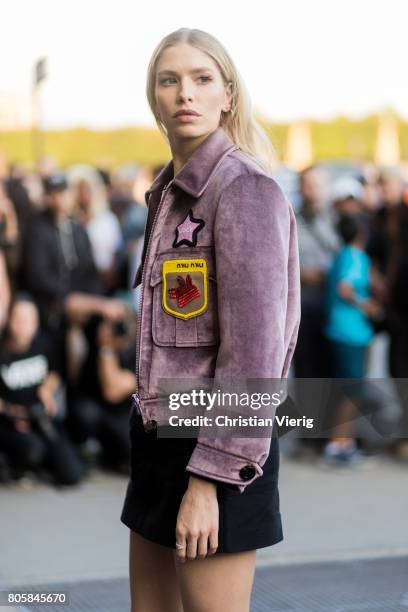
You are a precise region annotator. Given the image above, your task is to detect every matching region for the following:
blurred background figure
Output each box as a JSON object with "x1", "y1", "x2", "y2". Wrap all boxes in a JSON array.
[
  {"x1": 376, "y1": 168, "x2": 408, "y2": 459},
  {"x1": 65, "y1": 309, "x2": 136, "y2": 474},
  {"x1": 70, "y1": 166, "x2": 123, "y2": 295},
  {"x1": 293, "y1": 165, "x2": 340, "y2": 378},
  {"x1": 0, "y1": 180, "x2": 19, "y2": 287},
  {"x1": 331, "y1": 176, "x2": 365, "y2": 218},
  {"x1": 21, "y1": 172, "x2": 102, "y2": 330},
  {"x1": 109, "y1": 164, "x2": 148, "y2": 308},
  {"x1": 0, "y1": 294, "x2": 84, "y2": 485},
  {"x1": 323, "y1": 215, "x2": 383, "y2": 465}
]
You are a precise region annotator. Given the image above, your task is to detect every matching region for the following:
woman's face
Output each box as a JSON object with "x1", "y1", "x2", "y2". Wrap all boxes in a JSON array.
[
  {"x1": 154, "y1": 43, "x2": 232, "y2": 144},
  {"x1": 8, "y1": 301, "x2": 39, "y2": 347}
]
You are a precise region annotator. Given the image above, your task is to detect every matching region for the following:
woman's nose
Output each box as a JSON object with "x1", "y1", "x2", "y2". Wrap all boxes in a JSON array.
[{"x1": 177, "y1": 79, "x2": 194, "y2": 102}]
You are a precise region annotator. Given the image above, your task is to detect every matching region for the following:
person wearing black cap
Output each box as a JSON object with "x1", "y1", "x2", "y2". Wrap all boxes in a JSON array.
[
  {"x1": 21, "y1": 173, "x2": 127, "y2": 378},
  {"x1": 22, "y1": 173, "x2": 99, "y2": 335}
]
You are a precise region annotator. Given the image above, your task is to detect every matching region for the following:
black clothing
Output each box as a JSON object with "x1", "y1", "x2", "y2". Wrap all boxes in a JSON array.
[
  {"x1": 65, "y1": 318, "x2": 135, "y2": 470},
  {"x1": 22, "y1": 209, "x2": 102, "y2": 330},
  {"x1": 0, "y1": 332, "x2": 83, "y2": 485},
  {"x1": 0, "y1": 332, "x2": 62, "y2": 406},
  {"x1": 74, "y1": 317, "x2": 136, "y2": 414},
  {"x1": 0, "y1": 416, "x2": 84, "y2": 485},
  {"x1": 120, "y1": 410, "x2": 283, "y2": 553},
  {"x1": 388, "y1": 202, "x2": 408, "y2": 313},
  {"x1": 66, "y1": 397, "x2": 131, "y2": 470},
  {"x1": 367, "y1": 201, "x2": 408, "y2": 434},
  {"x1": 366, "y1": 205, "x2": 390, "y2": 275}
]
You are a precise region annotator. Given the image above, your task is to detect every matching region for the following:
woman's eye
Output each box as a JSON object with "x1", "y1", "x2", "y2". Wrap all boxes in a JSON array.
[
  {"x1": 198, "y1": 75, "x2": 212, "y2": 83},
  {"x1": 160, "y1": 77, "x2": 177, "y2": 85}
]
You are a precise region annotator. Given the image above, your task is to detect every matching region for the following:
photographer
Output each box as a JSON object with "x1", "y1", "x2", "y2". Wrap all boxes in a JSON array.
[
  {"x1": 0, "y1": 293, "x2": 84, "y2": 485},
  {"x1": 66, "y1": 309, "x2": 136, "y2": 474}
]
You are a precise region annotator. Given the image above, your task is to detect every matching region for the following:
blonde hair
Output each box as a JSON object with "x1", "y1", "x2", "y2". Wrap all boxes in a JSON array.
[{"x1": 146, "y1": 28, "x2": 275, "y2": 175}]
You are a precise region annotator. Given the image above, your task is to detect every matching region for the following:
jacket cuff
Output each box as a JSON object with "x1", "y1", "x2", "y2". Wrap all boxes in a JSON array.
[{"x1": 186, "y1": 442, "x2": 263, "y2": 493}]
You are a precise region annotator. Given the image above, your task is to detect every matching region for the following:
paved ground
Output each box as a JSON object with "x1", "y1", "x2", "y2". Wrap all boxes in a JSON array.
[
  {"x1": 6, "y1": 556, "x2": 408, "y2": 611},
  {"x1": 1, "y1": 450, "x2": 407, "y2": 611}
]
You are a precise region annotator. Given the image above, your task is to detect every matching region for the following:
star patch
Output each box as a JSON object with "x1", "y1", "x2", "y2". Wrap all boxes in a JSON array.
[{"x1": 173, "y1": 210, "x2": 205, "y2": 248}]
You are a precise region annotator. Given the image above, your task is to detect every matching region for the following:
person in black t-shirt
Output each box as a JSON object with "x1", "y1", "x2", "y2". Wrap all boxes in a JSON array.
[
  {"x1": 66, "y1": 311, "x2": 136, "y2": 474},
  {"x1": 0, "y1": 293, "x2": 84, "y2": 485}
]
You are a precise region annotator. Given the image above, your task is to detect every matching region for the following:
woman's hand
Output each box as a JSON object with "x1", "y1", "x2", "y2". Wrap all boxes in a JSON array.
[{"x1": 175, "y1": 475, "x2": 219, "y2": 562}]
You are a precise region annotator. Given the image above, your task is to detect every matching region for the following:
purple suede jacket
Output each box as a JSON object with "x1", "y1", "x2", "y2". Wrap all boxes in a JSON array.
[{"x1": 132, "y1": 126, "x2": 300, "y2": 492}]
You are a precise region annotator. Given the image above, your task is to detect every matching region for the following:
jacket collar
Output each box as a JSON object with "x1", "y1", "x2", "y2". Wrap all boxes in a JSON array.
[{"x1": 145, "y1": 127, "x2": 238, "y2": 203}]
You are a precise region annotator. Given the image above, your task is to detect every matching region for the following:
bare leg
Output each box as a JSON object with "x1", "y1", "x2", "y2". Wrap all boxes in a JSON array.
[
  {"x1": 331, "y1": 397, "x2": 356, "y2": 440},
  {"x1": 174, "y1": 550, "x2": 256, "y2": 612},
  {"x1": 129, "y1": 530, "x2": 184, "y2": 612}
]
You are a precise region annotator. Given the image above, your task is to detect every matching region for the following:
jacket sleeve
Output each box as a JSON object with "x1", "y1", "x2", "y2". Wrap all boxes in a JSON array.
[{"x1": 185, "y1": 172, "x2": 301, "y2": 492}]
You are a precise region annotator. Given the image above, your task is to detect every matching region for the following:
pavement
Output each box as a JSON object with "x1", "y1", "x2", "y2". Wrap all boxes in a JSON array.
[{"x1": 1, "y1": 449, "x2": 407, "y2": 611}]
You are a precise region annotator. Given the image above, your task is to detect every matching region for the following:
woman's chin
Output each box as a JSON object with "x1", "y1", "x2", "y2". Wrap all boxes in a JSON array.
[{"x1": 169, "y1": 123, "x2": 216, "y2": 141}]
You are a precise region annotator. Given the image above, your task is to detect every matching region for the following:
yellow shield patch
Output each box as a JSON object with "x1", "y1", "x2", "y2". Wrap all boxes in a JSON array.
[{"x1": 162, "y1": 259, "x2": 208, "y2": 319}]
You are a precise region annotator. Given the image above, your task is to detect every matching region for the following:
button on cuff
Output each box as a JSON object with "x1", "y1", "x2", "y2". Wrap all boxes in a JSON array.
[
  {"x1": 186, "y1": 442, "x2": 263, "y2": 492},
  {"x1": 239, "y1": 464, "x2": 257, "y2": 481}
]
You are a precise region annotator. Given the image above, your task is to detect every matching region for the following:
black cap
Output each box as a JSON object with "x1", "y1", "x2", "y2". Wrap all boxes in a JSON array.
[{"x1": 43, "y1": 173, "x2": 68, "y2": 195}]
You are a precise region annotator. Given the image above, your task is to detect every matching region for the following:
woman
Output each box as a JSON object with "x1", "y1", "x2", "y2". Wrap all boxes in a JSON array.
[
  {"x1": 0, "y1": 293, "x2": 84, "y2": 484},
  {"x1": 120, "y1": 28, "x2": 300, "y2": 612},
  {"x1": 69, "y1": 166, "x2": 123, "y2": 293}
]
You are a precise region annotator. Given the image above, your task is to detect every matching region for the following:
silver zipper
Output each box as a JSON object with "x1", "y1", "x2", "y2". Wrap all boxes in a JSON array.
[{"x1": 134, "y1": 181, "x2": 172, "y2": 410}]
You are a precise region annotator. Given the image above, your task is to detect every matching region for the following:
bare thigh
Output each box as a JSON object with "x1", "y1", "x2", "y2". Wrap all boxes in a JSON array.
[
  {"x1": 174, "y1": 550, "x2": 257, "y2": 612},
  {"x1": 129, "y1": 530, "x2": 183, "y2": 612}
]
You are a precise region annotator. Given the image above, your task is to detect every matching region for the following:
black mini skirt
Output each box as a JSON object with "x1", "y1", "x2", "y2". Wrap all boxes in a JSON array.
[{"x1": 120, "y1": 407, "x2": 283, "y2": 554}]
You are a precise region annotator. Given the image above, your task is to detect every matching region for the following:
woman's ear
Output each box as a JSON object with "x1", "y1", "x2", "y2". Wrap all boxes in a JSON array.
[{"x1": 223, "y1": 81, "x2": 233, "y2": 112}]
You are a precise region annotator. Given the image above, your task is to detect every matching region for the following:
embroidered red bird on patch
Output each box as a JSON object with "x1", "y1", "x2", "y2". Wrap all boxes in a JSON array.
[{"x1": 168, "y1": 274, "x2": 201, "y2": 308}]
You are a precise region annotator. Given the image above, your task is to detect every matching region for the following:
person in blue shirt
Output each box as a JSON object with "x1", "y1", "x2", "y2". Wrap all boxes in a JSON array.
[{"x1": 323, "y1": 214, "x2": 382, "y2": 465}]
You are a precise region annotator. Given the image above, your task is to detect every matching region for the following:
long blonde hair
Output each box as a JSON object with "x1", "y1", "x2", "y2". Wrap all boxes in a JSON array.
[{"x1": 146, "y1": 28, "x2": 275, "y2": 175}]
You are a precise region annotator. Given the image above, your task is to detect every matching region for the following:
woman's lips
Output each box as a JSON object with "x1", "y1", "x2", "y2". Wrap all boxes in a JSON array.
[
  {"x1": 174, "y1": 111, "x2": 200, "y2": 121},
  {"x1": 174, "y1": 113, "x2": 200, "y2": 121}
]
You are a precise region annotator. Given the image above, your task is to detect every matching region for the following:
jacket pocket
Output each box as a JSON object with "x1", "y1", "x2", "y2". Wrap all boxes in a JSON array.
[{"x1": 150, "y1": 247, "x2": 220, "y2": 347}]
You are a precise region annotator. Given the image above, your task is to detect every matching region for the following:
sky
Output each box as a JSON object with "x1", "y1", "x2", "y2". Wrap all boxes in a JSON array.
[{"x1": 1, "y1": 0, "x2": 407, "y2": 129}]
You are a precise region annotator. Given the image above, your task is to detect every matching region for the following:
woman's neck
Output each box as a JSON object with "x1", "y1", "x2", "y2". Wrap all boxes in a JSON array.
[{"x1": 170, "y1": 130, "x2": 215, "y2": 176}]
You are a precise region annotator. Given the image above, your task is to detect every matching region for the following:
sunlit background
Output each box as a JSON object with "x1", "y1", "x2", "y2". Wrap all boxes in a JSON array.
[{"x1": 0, "y1": 0, "x2": 407, "y2": 168}]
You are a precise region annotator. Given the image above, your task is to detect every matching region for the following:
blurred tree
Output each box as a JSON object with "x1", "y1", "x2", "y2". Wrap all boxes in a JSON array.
[{"x1": 0, "y1": 113, "x2": 407, "y2": 168}]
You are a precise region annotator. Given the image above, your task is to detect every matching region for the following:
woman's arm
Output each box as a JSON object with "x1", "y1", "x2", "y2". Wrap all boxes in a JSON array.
[{"x1": 185, "y1": 172, "x2": 301, "y2": 492}]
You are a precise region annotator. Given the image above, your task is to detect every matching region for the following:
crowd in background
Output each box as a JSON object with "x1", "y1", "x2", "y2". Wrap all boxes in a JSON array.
[
  {"x1": 0, "y1": 157, "x2": 407, "y2": 485},
  {"x1": 293, "y1": 164, "x2": 408, "y2": 465},
  {"x1": 0, "y1": 161, "x2": 151, "y2": 484}
]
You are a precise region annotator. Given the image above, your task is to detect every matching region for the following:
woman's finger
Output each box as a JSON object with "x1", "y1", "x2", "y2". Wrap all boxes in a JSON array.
[
  {"x1": 175, "y1": 530, "x2": 187, "y2": 563},
  {"x1": 186, "y1": 533, "x2": 198, "y2": 560},
  {"x1": 208, "y1": 528, "x2": 218, "y2": 555},
  {"x1": 197, "y1": 533, "x2": 209, "y2": 559}
]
